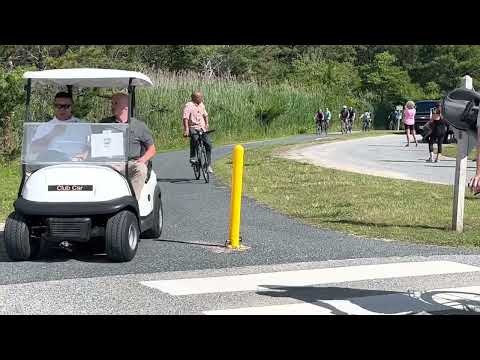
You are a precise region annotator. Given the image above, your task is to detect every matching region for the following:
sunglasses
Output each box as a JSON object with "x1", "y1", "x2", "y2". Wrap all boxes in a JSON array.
[{"x1": 54, "y1": 103, "x2": 72, "y2": 110}]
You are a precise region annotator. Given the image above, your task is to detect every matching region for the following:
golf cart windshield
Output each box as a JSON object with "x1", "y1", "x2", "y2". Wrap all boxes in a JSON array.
[{"x1": 22, "y1": 122, "x2": 128, "y2": 165}]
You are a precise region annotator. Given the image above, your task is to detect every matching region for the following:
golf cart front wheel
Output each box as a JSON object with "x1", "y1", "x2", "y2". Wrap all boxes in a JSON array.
[
  {"x1": 105, "y1": 210, "x2": 139, "y2": 262},
  {"x1": 143, "y1": 186, "x2": 164, "y2": 239},
  {"x1": 4, "y1": 212, "x2": 31, "y2": 261}
]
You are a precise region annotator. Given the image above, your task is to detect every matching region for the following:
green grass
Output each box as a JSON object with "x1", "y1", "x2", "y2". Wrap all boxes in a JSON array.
[
  {"x1": 0, "y1": 160, "x2": 20, "y2": 223},
  {"x1": 0, "y1": 130, "x2": 394, "y2": 224},
  {"x1": 442, "y1": 144, "x2": 477, "y2": 161},
  {"x1": 214, "y1": 132, "x2": 480, "y2": 247}
]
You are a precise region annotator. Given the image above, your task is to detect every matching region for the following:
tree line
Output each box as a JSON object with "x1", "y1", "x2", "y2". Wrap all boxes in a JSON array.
[{"x1": 1, "y1": 45, "x2": 479, "y2": 159}]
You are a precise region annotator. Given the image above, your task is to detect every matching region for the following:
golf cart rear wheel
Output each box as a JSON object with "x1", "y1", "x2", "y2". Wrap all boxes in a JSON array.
[
  {"x1": 4, "y1": 212, "x2": 32, "y2": 261},
  {"x1": 143, "y1": 186, "x2": 164, "y2": 239},
  {"x1": 105, "y1": 210, "x2": 139, "y2": 262}
]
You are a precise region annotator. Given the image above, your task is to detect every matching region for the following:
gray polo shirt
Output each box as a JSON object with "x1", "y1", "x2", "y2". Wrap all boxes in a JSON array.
[{"x1": 101, "y1": 116, "x2": 154, "y2": 160}]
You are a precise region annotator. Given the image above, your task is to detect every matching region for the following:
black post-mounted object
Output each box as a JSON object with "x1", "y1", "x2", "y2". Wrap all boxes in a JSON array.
[{"x1": 442, "y1": 87, "x2": 480, "y2": 133}]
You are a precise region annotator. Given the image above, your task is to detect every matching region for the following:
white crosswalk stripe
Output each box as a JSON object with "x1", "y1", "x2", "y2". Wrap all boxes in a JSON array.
[
  {"x1": 141, "y1": 261, "x2": 479, "y2": 296},
  {"x1": 140, "y1": 260, "x2": 480, "y2": 315}
]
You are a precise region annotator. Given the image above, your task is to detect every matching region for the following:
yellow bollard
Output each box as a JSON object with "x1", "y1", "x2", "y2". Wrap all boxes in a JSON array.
[{"x1": 228, "y1": 145, "x2": 244, "y2": 249}]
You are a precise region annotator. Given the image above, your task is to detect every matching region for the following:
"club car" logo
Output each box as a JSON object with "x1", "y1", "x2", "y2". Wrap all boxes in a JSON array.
[{"x1": 48, "y1": 185, "x2": 93, "y2": 191}]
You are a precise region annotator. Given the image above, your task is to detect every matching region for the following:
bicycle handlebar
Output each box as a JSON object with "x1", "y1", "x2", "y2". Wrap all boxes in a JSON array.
[{"x1": 184, "y1": 129, "x2": 216, "y2": 137}]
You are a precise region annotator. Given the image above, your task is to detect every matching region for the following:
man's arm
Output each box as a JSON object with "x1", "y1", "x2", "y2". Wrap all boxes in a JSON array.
[
  {"x1": 137, "y1": 144, "x2": 156, "y2": 164},
  {"x1": 31, "y1": 125, "x2": 64, "y2": 152},
  {"x1": 204, "y1": 114, "x2": 209, "y2": 130},
  {"x1": 183, "y1": 104, "x2": 190, "y2": 136},
  {"x1": 183, "y1": 117, "x2": 189, "y2": 136}
]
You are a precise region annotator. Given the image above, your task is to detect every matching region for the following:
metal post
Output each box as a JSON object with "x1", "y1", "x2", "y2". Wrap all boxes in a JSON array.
[
  {"x1": 24, "y1": 79, "x2": 31, "y2": 122},
  {"x1": 452, "y1": 75, "x2": 474, "y2": 232},
  {"x1": 126, "y1": 78, "x2": 133, "y2": 196},
  {"x1": 228, "y1": 145, "x2": 245, "y2": 249}
]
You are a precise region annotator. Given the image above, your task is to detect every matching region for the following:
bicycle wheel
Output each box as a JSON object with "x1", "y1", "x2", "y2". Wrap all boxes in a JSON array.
[
  {"x1": 193, "y1": 160, "x2": 200, "y2": 180},
  {"x1": 199, "y1": 143, "x2": 209, "y2": 183},
  {"x1": 192, "y1": 144, "x2": 201, "y2": 180}
]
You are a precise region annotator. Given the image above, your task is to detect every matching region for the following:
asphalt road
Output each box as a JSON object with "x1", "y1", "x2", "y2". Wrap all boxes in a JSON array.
[
  {"x1": 1, "y1": 132, "x2": 479, "y2": 287},
  {"x1": 283, "y1": 134, "x2": 477, "y2": 185}
]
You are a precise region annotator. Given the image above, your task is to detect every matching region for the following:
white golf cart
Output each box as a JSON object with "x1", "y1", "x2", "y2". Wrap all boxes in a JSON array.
[{"x1": 3, "y1": 68, "x2": 163, "y2": 262}]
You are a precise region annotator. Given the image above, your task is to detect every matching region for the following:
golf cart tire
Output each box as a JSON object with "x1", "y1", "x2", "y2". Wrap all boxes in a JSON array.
[
  {"x1": 105, "y1": 210, "x2": 139, "y2": 262},
  {"x1": 143, "y1": 186, "x2": 163, "y2": 239},
  {"x1": 4, "y1": 212, "x2": 31, "y2": 261}
]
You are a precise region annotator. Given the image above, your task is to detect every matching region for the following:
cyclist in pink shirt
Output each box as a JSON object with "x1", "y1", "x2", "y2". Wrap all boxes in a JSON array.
[
  {"x1": 403, "y1": 100, "x2": 418, "y2": 147},
  {"x1": 183, "y1": 91, "x2": 213, "y2": 173}
]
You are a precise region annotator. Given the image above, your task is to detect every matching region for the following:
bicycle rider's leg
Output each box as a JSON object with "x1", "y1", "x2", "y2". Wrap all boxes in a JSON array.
[
  {"x1": 203, "y1": 133, "x2": 213, "y2": 167},
  {"x1": 189, "y1": 127, "x2": 199, "y2": 162}
]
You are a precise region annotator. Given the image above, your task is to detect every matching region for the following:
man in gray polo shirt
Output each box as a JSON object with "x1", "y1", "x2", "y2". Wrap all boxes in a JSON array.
[{"x1": 101, "y1": 93, "x2": 156, "y2": 200}]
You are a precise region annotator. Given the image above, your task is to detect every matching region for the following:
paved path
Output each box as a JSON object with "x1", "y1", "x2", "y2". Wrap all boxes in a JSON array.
[
  {"x1": 2, "y1": 133, "x2": 480, "y2": 314},
  {"x1": 282, "y1": 134, "x2": 477, "y2": 185},
  {"x1": 2, "y1": 255, "x2": 480, "y2": 314}
]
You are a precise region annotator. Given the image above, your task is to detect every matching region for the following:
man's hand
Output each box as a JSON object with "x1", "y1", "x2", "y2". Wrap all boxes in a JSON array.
[
  {"x1": 136, "y1": 157, "x2": 147, "y2": 165},
  {"x1": 71, "y1": 151, "x2": 88, "y2": 162},
  {"x1": 183, "y1": 130, "x2": 189, "y2": 137},
  {"x1": 469, "y1": 175, "x2": 480, "y2": 193}
]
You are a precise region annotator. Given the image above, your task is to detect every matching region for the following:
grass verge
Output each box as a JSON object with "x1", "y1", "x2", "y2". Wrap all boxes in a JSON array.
[
  {"x1": 214, "y1": 133, "x2": 480, "y2": 247},
  {"x1": 442, "y1": 144, "x2": 477, "y2": 161},
  {"x1": 0, "y1": 160, "x2": 20, "y2": 223}
]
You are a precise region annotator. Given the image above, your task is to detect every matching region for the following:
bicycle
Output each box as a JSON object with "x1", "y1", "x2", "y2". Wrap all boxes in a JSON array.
[
  {"x1": 362, "y1": 119, "x2": 371, "y2": 132},
  {"x1": 316, "y1": 120, "x2": 328, "y2": 136},
  {"x1": 188, "y1": 129, "x2": 215, "y2": 183},
  {"x1": 341, "y1": 118, "x2": 349, "y2": 135},
  {"x1": 346, "y1": 118, "x2": 353, "y2": 134}
]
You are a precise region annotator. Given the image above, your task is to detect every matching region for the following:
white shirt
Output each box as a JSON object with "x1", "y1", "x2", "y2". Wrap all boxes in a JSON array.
[{"x1": 32, "y1": 117, "x2": 91, "y2": 159}]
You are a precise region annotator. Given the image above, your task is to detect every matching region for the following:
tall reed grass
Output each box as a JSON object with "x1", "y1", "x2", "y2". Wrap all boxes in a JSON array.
[{"x1": 4, "y1": 70, "x2": 372, "y2": 158}]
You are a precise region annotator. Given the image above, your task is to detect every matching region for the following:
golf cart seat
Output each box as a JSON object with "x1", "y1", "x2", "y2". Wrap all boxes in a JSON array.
[{"x1": 442, "y1": 87, "x2": 480, "y2": 133}]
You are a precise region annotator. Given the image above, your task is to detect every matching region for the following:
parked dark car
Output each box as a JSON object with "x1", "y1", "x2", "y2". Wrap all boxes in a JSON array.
[
  {"x1": 414, "y1": 100, "x2": 439, "y2": 133},
  {"x1": 414, "y1": 99, "x2": 456, "y2": 144}
]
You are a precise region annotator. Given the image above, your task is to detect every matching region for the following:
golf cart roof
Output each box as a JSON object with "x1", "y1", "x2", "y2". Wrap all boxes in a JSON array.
[{"x1": 23, "y1": 68, "x2": 154, "y2": 88}]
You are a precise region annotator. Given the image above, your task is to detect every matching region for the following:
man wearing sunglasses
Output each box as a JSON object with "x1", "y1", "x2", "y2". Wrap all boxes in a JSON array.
[{"x1": 31, "y1": 92, "x2": 90, "y2": 162}]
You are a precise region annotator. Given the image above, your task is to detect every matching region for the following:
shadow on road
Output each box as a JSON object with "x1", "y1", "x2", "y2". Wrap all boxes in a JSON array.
[
  {"x1": 157, "y1": 178, "x2": 198, "y2": 184},
  {"x1": 324, "y1": 219, "x2": 446, "y2": 231},
  {"x1": 153, "y1": 238, "x2": 226, "y2": 248},
  {"x1": 256, "y1": 285, "x2": 480, "y2": 315},
  {"x1": 0, "y1": 234, "x2": 112, "y2": 264}
]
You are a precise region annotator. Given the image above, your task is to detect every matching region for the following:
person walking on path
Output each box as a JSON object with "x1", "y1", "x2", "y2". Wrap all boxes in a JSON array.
[
  {"x1": 425, "y1": 103, "x2": 447, "y2": 163},
  {"x1": 403, "y1": 100, "x2": 418, "y2": 147}
]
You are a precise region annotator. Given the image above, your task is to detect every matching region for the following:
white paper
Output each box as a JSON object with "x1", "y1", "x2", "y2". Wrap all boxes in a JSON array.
[{"x1": 90, "y1": 131, "x2": 124, "y2": 158}]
